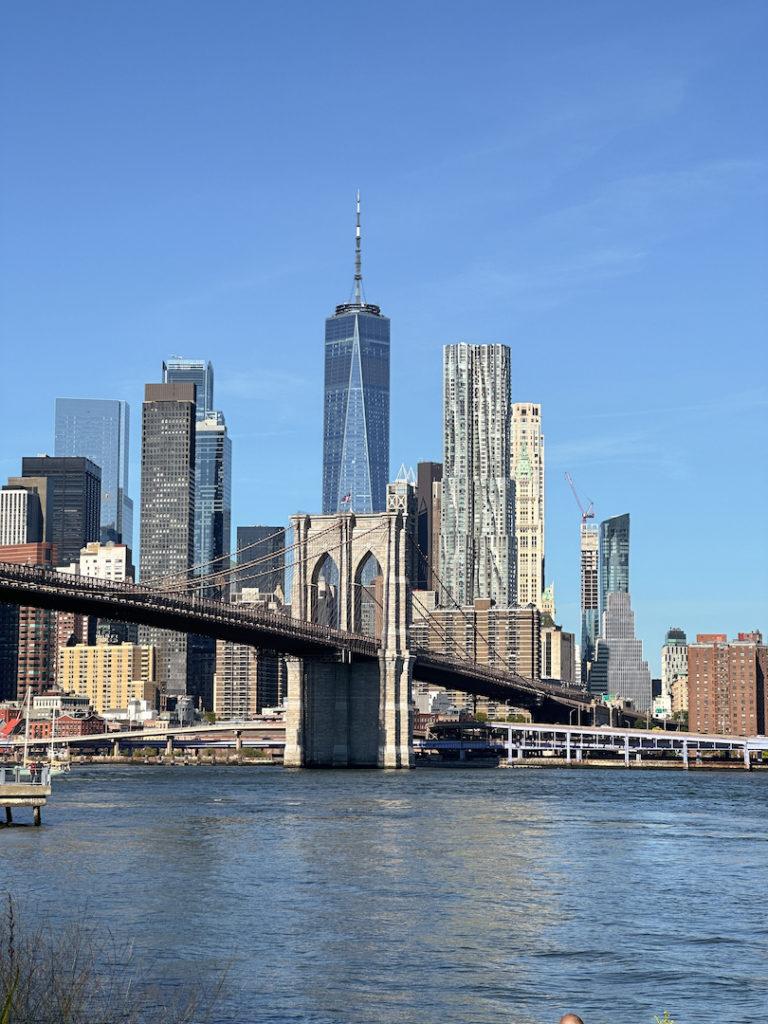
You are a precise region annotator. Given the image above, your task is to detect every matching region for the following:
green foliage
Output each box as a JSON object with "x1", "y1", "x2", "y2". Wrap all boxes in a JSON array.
[
  {"x1": 203, "y1": 711, "x2": 217, "y2": 724},
  {"x1": 655, "y1": 1012, "x2": 676, "y2": 1023},
  {"x1": 240, "y1": 747, "x2": 269, "y2": 759},
  {"x1": 473, "y1": 711, "x2": 488, "y2": 723}
]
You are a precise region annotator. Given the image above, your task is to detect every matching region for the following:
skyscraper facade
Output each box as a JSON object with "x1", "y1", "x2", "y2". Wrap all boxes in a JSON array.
[
  {"x1": 580, "y1": 522, "x2": 599, "y2": 684},
  {"x1": 234, "y1": 526, "x2": 286, "y2": 596},
  {"x1": 415, "y1": 461, "x2": 443, "y2": 590},
  {"x1": 322, "y1": 195, "x2": 390, "y2": 514},
  {"x1": 440, "y1": 343, "x2": 514, "y2": 607},
  {"x1": 511, "y1": 402, "x2": 545, "y2": 608},
  {"x1": 661, "y1": 627, "x2": 688, "y2": 704},
  {"x1": 599, "y1": 513, "x2": 630, "y2": 615},
  {"x1": 162, "y1": 358, "x2": 214, "y2": 419},
  {"x1": 20, "y1": 456, "x2": 101, "y2": 566},
  {"x1": 194, "y1": 413, "x2": 232, "y2": 594},
  {"x1": 54, "y1": 398, "x2": 133, "y2": 548},
  {"x1": 589, "y1": 590, "x2": 652, "y2": 710},
  {"x1": 0, "y1": 487, "x2": 43, "y2": 546},
  {"x1": 138, "y1": 382, "x2": 196, "y2": 696}
]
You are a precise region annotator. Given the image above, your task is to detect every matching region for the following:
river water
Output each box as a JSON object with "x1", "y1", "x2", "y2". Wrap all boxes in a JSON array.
[{"x1": 2, "y1": 765, "x2": 767, "y2": 1024}]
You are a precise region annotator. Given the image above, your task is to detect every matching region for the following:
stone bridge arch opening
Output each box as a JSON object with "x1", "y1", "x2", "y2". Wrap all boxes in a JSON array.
[
  {"x1": 353, "y1": 550, "x2": 382, "y2": 639},
  {"x1": 310, "y1": 552, "x2": 340, "y2": 630}
]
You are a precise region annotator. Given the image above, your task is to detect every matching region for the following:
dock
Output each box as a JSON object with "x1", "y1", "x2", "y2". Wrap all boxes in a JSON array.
[{"x1": 0, "y1": 765, "x2": 52, "y2": 825}]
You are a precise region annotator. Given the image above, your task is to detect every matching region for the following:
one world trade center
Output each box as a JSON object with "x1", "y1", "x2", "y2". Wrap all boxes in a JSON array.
[{"x1": 322, "y1": 193, "x2": 390, "y2": 514}]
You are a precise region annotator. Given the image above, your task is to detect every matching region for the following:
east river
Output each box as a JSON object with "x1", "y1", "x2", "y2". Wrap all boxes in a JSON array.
[{"x1": 2, "y1": 766, "x2": 767, "y2": 1024}]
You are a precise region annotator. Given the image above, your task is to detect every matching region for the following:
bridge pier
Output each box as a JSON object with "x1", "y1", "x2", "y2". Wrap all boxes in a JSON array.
[
  {"x1": 285, "y1": 654, "x2": 412, "y2": 768},
  {"x1": 165, "y1": 736, "x2": 174, "y2": 758},
  {"x1": 112, "y1": 740, "x2": 121, "y2": 759}
]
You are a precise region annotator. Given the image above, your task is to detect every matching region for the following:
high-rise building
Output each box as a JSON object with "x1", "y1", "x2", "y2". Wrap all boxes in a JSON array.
[
  {"x1": 410, "y1": 595, "x2": 541, "y2": 681},
  {"x1": 162, "y1": 358, "x2": 214, "y2": 419},
  {"x1": 58, "y1": 643, "x2": 157, "y2": 715},
  {"x1": 6, "y1": 476, "x2": 53, "y2": 540},
  {"x1": 415, "y1": 461, "x2": 442, "y2": 590},
  {"x1": 0, "y1": 542, "x2": 58, "y2": 701},
  {"x1": 511, "y1": 403, "x2": 545, "y2": 608},
  {"x1": 194, "y1": 413, "x2": 232, "y2": 594},
  {"x1": 541, "y1": 624, "x2": 576, "y2": 685},
  {"x1": 234, "y1": 526, "x2": 286, "y2": 596},
  {"x1": 20, "y1": 456, "x2": 101, "y2": 567},
  {"x1": 214, "y1": 588, "x2": 289, "y2": 717},
  {"x1": 440, "y1": 343, "x2": 514, "y2": 607},
  {"x1": 687, "y1": 633, "x2": 767, "y2": 736},
  {"x1": 589, "y1": 590, "x2": 652, "y2": 710},
  {"x1": 54, "y1": 398, "x2": 133, "y2": 548},
  {"x1": 599, "y1": 513, "x2": 630, "y2": 616},
  {"x1": 138, "y1": 383, "x2": 196, "y2": 697},
  {"x1": 661, "y1": 627, "x2": 688, "y2": 707},
  {"x1": 0, "y1": 487, "x2": 43, "y2": 546},
  {"x1": 322, "y1": 194, "x2": 390, "y2": 515},
  {"x1": 580, "y1": 522, "x2": 599, "y2": 684}
]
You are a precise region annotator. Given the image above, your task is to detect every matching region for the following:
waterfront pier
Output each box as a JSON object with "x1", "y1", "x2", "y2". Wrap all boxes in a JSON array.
[{"x1": 0, "y1": 765, "x2": 51, "y2": 825}]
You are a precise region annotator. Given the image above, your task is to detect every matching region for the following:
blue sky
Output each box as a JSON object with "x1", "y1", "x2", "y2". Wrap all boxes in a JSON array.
[{"x1": 1, "y1": 1, "x2": 766, "y2": 669}]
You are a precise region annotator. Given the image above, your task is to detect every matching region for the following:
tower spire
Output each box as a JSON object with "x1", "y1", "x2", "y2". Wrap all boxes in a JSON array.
[{"x1": 354, "y1": 189, "x2": 363, "y2": 304}]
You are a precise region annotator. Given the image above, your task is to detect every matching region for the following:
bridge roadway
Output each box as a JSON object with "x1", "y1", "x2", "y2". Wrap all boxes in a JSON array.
[
  {"x1": 0, "y1": 561, "x2": 606, "y2": 718},
  {"x1": 8, "y1": 720, "x2": 286, "y2": 749},
  {"x1": 487, "y1": 721, "x2": 768, "y2": 768}
]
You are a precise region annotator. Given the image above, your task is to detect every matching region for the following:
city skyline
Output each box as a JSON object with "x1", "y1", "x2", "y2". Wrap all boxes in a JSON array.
[{"x1": 1, "y1": 2, "x2": 765, "y2": 662}]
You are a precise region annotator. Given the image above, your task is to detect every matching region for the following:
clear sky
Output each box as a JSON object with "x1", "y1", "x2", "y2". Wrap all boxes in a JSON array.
[{"x1": 1, "y1": 1, "x2": 766, "y2": 670}]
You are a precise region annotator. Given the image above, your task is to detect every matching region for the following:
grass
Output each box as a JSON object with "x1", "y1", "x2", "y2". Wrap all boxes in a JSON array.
[{"x1": 0, "y1": 895, "x2": 218, "y2": 1024}]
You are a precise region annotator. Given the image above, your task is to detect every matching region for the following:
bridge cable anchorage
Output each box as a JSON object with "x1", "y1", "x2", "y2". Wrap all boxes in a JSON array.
[{"x1": 405, "y1": 532, "x2": 525, "y2": 682}]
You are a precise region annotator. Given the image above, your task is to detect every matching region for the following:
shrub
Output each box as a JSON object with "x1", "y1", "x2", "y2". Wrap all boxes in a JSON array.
[{"x1": 0, "y1": 895, "x2": 217, "y2": 1024}]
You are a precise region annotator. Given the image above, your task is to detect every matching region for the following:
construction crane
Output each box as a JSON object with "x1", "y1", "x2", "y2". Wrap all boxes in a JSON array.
[{"x1": 565, "y1": 472, "x2": 595, "y2": 523}]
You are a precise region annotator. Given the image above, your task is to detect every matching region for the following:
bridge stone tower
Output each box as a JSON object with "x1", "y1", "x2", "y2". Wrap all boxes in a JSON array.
[{"x1": 284, "y1": 510, "x2": 414, "y2": 768}]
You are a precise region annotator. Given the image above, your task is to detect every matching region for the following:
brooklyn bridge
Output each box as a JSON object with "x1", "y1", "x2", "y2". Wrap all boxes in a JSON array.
[{"x1": 0, "y1": 508, "x2": 638, "y2": 769}]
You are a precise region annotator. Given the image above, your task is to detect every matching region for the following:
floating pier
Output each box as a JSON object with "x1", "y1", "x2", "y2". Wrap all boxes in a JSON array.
[{"x1": 0, "y1": 765, "x2": 51, "y2": 826}]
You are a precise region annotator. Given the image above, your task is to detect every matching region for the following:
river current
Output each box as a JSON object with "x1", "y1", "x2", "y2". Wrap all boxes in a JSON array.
[{"x1": 2, "y1": 765, "x2": 766, "y2": 1024}]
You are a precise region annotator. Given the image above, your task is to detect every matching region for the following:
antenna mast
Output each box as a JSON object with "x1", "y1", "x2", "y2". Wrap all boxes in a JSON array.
[{"x1": 353, "y1": 190, "x2": 363, "y2": 304}]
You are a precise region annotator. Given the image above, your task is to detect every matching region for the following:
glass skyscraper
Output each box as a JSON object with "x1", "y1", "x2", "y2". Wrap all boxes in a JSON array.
[
  {"x1": 54, "y1": 398, "x2": 133, "y2": 548},
  {"x1": 162, "y1": 358, "x2": 214, "y2": 420},
  {"x1": 194, "y1": 412, "x2": 232, "y2": 595},
  {"x1": 599, "y1": 513, "x2": 630, "y2": 615},
  {"x1": 322, "y1": 194, "x2": 390, "y2": 514}
]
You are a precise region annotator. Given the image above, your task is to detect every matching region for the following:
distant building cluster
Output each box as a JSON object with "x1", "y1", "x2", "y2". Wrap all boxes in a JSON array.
[{"x1": 0, "y1": 196, "x2": 763, "y2": 739}]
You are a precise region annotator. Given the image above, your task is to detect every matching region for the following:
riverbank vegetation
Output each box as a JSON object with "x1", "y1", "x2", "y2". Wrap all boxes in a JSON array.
[{"x1": 0, "y1": 896, "x2": 215, "y2": 1024}]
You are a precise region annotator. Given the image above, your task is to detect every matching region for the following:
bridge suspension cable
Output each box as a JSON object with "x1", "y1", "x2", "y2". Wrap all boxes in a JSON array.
[{"x1": 404, "y1": 532, "x2": 524, "y2": 682}]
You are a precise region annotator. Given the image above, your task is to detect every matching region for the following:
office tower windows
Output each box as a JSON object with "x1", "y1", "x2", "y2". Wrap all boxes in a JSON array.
[
  {"x1": 0, "y1": 487, "x2": 43, "y2": 546},
  {"x1": 511, "y1": 403, "x2": 545, "y2": 608},
  {"x1": 162, "y1": 358, "x2": 214, "y2": 419},
  {"x1": 138, "y1": 383, "x2": 196, "y2": 697},
  {"x1": 20, "y1": 456, "x2": 101, "y2": 566},
  {"x1": 54, "y1": 398, "x2": 133, "y2": 547},
  {"x1": 235, "y1": 526, "x2": 286, "y2": 596},
  {"x1": 580, "y1": 523, "x2": 599, "y2": 684},
  {"x1": 440, "y1": 343, "x2": 514, "y2": 607},
  {"x1": 415, "y1": 462, "x2": 442, "y2": 590},
  {"x1": 599, "y1": 513, "x2": 630, "y2": 615},
  {"x1": 589, "y1": 590, "x2": 652, "y2": 710},
  {"x1": 194, "y1": 413, "x2": 232, "y2": 594},
  {"x1": 322, "y1": 194, "x2": 390, "y2": 514}
]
